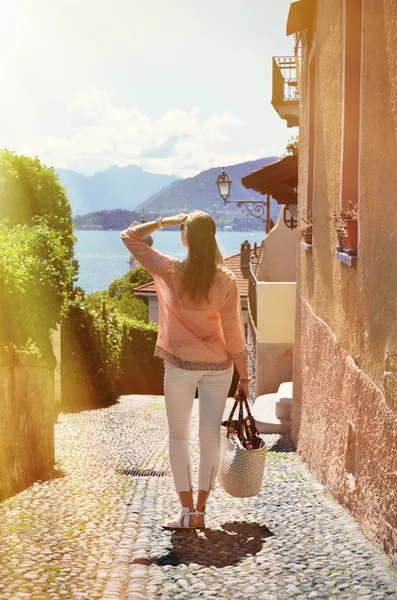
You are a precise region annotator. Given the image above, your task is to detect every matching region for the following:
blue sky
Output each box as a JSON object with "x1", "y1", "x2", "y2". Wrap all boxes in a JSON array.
[{"x1": 0, "y1": 0, "x2": 297, "y2": 176}]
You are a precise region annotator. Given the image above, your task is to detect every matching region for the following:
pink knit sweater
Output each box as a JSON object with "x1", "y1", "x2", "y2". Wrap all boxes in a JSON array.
[{"x1": 121, "y1": 223, "x2": 249, "y2": 371}]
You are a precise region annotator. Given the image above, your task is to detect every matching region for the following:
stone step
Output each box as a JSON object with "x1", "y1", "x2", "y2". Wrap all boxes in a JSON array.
[{"x1": 251, "y1": 392, "x2": 292, "y2": 434}]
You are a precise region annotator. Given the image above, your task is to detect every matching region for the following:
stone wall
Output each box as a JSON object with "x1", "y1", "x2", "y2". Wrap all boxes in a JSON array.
[
  {"x1": 293, "y1": 297, "x2": 397, "y2": 555},
  {"x1": 0, "y1": 350, "x2": 55, "y2": 500}
]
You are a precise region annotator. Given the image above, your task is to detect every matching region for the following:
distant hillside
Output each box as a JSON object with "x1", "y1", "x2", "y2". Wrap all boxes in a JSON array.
[
  {"x1": 73, "y1": 208, "x2": 273, "y2": 231},
  {"x1": 56, "y1": 165, "x2": 182, "y2": 216},
  {"x1": 136, "y1": 157, "x2": 281, "y2": 228},
  {"x1": 74, "y1": 209, "x2": 158, "y2": 230},
  {"x1": 71, "y1": 157, "x2": 283, "y2": 231}
]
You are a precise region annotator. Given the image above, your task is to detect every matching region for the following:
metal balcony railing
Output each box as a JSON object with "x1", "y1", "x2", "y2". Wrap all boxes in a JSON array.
[
  {"x1": 248, "y1": 264, "x2": 257, "y2": 329},
  {"x1": 272, "y1": 56, "x2": 299, "y2": 127},
  {"x1": 272, "y1": 56, "x2": 299, "y2": 103}
]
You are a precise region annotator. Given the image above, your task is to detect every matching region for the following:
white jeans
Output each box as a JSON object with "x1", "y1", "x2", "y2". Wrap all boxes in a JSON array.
[{"x1": 164, "y1": 362, "x2": 234, "y2": 493}]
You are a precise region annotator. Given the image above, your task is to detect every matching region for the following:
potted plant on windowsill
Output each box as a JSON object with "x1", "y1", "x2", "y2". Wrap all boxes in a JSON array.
[
  {"x1": 299, "y1": 217, "x2": 313, "y2": 245},
  {"x1": 335, "y1": 227, "x2": 347, "y2": 252},
  {"x1": 327, "y1": 201, "x2": 358, "y2": 254},
  {"x1": 343, "y1": 202, "x2": 358, "y2": 254}
]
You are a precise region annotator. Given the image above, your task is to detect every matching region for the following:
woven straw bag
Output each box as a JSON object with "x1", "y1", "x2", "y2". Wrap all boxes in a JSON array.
[{"x1": 218, "y1": 391, "x2": 267, "y2": 498}]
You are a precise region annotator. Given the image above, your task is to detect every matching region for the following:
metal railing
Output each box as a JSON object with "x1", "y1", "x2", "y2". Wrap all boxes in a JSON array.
[
  {"x1": 272, "y1": 56, "x2": 299, "y2": 104},
  {"x1": 248, "y1": 264, "x2": 257, "y2": 329}
]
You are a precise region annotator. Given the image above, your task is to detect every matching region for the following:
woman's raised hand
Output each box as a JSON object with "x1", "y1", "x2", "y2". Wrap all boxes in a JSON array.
[{"x1": 161, "y1": 214, "x2": 188, "y2": 228}]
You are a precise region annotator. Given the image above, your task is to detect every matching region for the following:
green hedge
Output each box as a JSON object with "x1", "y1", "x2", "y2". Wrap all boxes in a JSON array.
[
  {"x1": 61, "y1": 298, "x2": 121, "y2": 408},
  {"x1": 119, "y1": 319, "x2": 164, "y2": 395},
  {"x1": 61, "y1": 295, "x2": 163, "y2": 409}
]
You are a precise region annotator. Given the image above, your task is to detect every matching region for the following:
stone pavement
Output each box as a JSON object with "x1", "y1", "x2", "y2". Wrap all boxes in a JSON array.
[{"x1": 0, "y1": 395, "x2": 396, "y2": 600}]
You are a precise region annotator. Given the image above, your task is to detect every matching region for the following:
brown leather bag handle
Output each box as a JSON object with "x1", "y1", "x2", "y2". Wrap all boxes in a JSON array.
[{"x1": 226, "y1": 390, "x2": 252, "y2": 422}]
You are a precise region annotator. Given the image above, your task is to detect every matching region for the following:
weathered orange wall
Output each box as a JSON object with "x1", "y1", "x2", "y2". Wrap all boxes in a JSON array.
[{"x1": 292, "y1": 0, "x2": 397, "y2": 554}]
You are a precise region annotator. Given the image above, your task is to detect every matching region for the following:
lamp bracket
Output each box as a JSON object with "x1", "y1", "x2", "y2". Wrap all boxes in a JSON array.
[{"x1": 225, "y1": 199, "x2": 267, "y2": 223}]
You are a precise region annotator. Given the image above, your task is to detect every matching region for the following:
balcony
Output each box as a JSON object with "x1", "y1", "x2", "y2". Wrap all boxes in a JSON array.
[{"x1": 271, "y1": 56, "x2": 299, "y2": 127}]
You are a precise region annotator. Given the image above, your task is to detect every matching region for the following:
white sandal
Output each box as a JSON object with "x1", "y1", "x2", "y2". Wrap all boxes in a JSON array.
[
  {"x1": 194, "y1": 508, "x2": 206, "y2": 530},
  {"x1": 162, "y1": 507, "x2": 198, "y2": 531}
]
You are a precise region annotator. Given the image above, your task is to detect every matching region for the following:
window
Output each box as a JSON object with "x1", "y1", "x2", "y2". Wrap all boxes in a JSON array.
[
  {"x1": 335, "y1": 0, "x2": 363, "y2": 266},
  {"x1": 306, "y1": 40, "x2": 316, "y2": 220},
  {"x1": 340, "y1": 0, "x2": 363, "y2": 209}
]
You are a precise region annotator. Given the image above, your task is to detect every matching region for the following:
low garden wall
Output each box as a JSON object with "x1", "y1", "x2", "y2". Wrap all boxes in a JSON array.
[{"x1": 0, "y1": 350, "x2": 55, "y2": 500}]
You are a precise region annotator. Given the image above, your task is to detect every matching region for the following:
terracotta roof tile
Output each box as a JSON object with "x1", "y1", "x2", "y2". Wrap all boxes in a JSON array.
[
  {"x1": 133, "y1": 244, "x2": 263, "y2": 298},
  {"x1": 134, "y1": 280, "x2": 157, "y2": 294},
  {"x1": 224, "y1": 246, "x2": 262, "y2": 297},
  {"x1": 241, "y1": 154, "x2": 298, "y2": 204}
]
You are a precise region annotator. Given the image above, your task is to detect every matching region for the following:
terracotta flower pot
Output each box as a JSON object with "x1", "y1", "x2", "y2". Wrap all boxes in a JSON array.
[
  {"x1": 303, "y1": 231, "x2": 313, "y2": 244},
  {"x1": 345, "y1": 219, "x2": 358, "y2": 251},
  {"x1": 336, "y1": 228, "x2": 345, "y2": 252}
]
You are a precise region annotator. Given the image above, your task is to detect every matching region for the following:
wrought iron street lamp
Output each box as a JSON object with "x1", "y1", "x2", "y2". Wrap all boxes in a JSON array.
[
  {"x1": 216, "y1": 168, "x2": 232, "y2": 203},
  {"x1": 216, "y1": 167, "x2": 272, "y2": 231},
  {"x1": 216, "y1": 167, "x2": 297, "y2": 231}
]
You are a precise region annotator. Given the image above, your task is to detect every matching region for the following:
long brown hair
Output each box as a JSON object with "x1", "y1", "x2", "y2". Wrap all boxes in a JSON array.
[{"x1": 181, "y1": 211, "x2": 224, "y2": 303}]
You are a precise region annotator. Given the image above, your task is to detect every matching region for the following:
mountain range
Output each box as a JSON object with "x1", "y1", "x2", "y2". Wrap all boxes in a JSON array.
[
  {"x1": 60, "y1": 157, "x2": 281, "y2": 231},
  {"x1": 136, "y1": 157, "x2": 279, "y2": 216},
  {"x1": 55, "y1": 165, "x2": 181, "y2": 216}
]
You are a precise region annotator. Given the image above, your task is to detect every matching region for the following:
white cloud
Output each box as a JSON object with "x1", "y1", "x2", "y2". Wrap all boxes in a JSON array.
[{"x1": 25, "y1": 88, "x2": 265, "y2": 176}]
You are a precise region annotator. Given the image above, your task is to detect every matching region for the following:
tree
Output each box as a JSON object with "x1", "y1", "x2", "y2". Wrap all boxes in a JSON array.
[
  {"x1": 283, "y1": 135, "x2": 299, "y2": 157},
  {"x1": 108, "y1": 266, "x2": 153, "y2": 299},
  {"x1": 0, "y1": 150, "x2": 78, "y2": 352},
  {"x1": 86, "y1": 266, "x2": 153, "y2": 323},
  {"x1": 0, "y1": 150, "x2": 75, "y2": 258},
  {"x1": 0, "y1": 219, "x2": 75, "y2": 353}
]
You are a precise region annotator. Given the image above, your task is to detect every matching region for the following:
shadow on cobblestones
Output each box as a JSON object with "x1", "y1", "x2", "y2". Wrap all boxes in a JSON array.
[
  {"x1": 262, "y1": 433, "x2": 296, "y2": 452},
  {"x1": 150, "y1": 520, "x2": 274, "y2": 568},
  {"x1": 267, "y1": 434, "x2": 295, "y2": 453}
]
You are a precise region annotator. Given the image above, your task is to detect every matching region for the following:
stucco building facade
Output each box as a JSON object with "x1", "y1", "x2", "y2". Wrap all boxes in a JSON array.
[{"x1": 290, "y1": 0, "x2": 397, "y2": 555}]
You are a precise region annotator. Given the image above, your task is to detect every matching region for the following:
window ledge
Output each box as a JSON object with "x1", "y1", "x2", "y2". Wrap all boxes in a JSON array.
[
  {"x1": 335, "y1": 251, "x2": 357, "y2": 267},
  {"x1": 301, "y1": 242, "x2": 313, "y2": 251}
]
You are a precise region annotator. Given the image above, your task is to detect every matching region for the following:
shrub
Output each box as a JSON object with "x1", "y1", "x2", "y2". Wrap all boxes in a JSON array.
[
  {"x1": 61, "y1": 295, "x2": 163, "y2": 409},
  {"x1": 86, "y1": 289, "x2": 148, "y2": 323},
  {"x1": 61, "y1": 297, "x2": 122, "y2": 408},
  {"x1": 119, "y1": 319, "x2": 163, "y2": 395},
  {"x1": 0, "y1": 219, "x2": 75, "y2": 354}
]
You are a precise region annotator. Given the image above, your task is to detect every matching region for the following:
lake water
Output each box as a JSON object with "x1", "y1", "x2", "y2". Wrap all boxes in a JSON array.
[{"x1": 75, "y1": 230, "x2": 265, "y2": 293}]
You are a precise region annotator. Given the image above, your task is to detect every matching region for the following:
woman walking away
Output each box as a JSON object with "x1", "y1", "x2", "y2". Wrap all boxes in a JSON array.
[{"x1": 121, "y1": 211, "x2": 250, "y2": 530}]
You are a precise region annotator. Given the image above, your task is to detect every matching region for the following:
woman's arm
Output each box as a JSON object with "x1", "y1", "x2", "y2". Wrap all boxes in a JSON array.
[
  {"x1": 130, "y1": 214, "x2": 187, "y2": 238},
  {"x1": 233, "y1": 357, "x2": 250, "y2": 398},
  {"x1": 219, "y1": 275, "x2": 250, "y2": 396},
  {"x1": 120, "y1": 214, "x2": 187, "y2": 275}
]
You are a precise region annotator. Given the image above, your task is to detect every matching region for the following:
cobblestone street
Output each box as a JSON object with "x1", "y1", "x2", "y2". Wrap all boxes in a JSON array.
[{"x1": 0, "y1": 395, "x2": 396, "y2": 600}]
